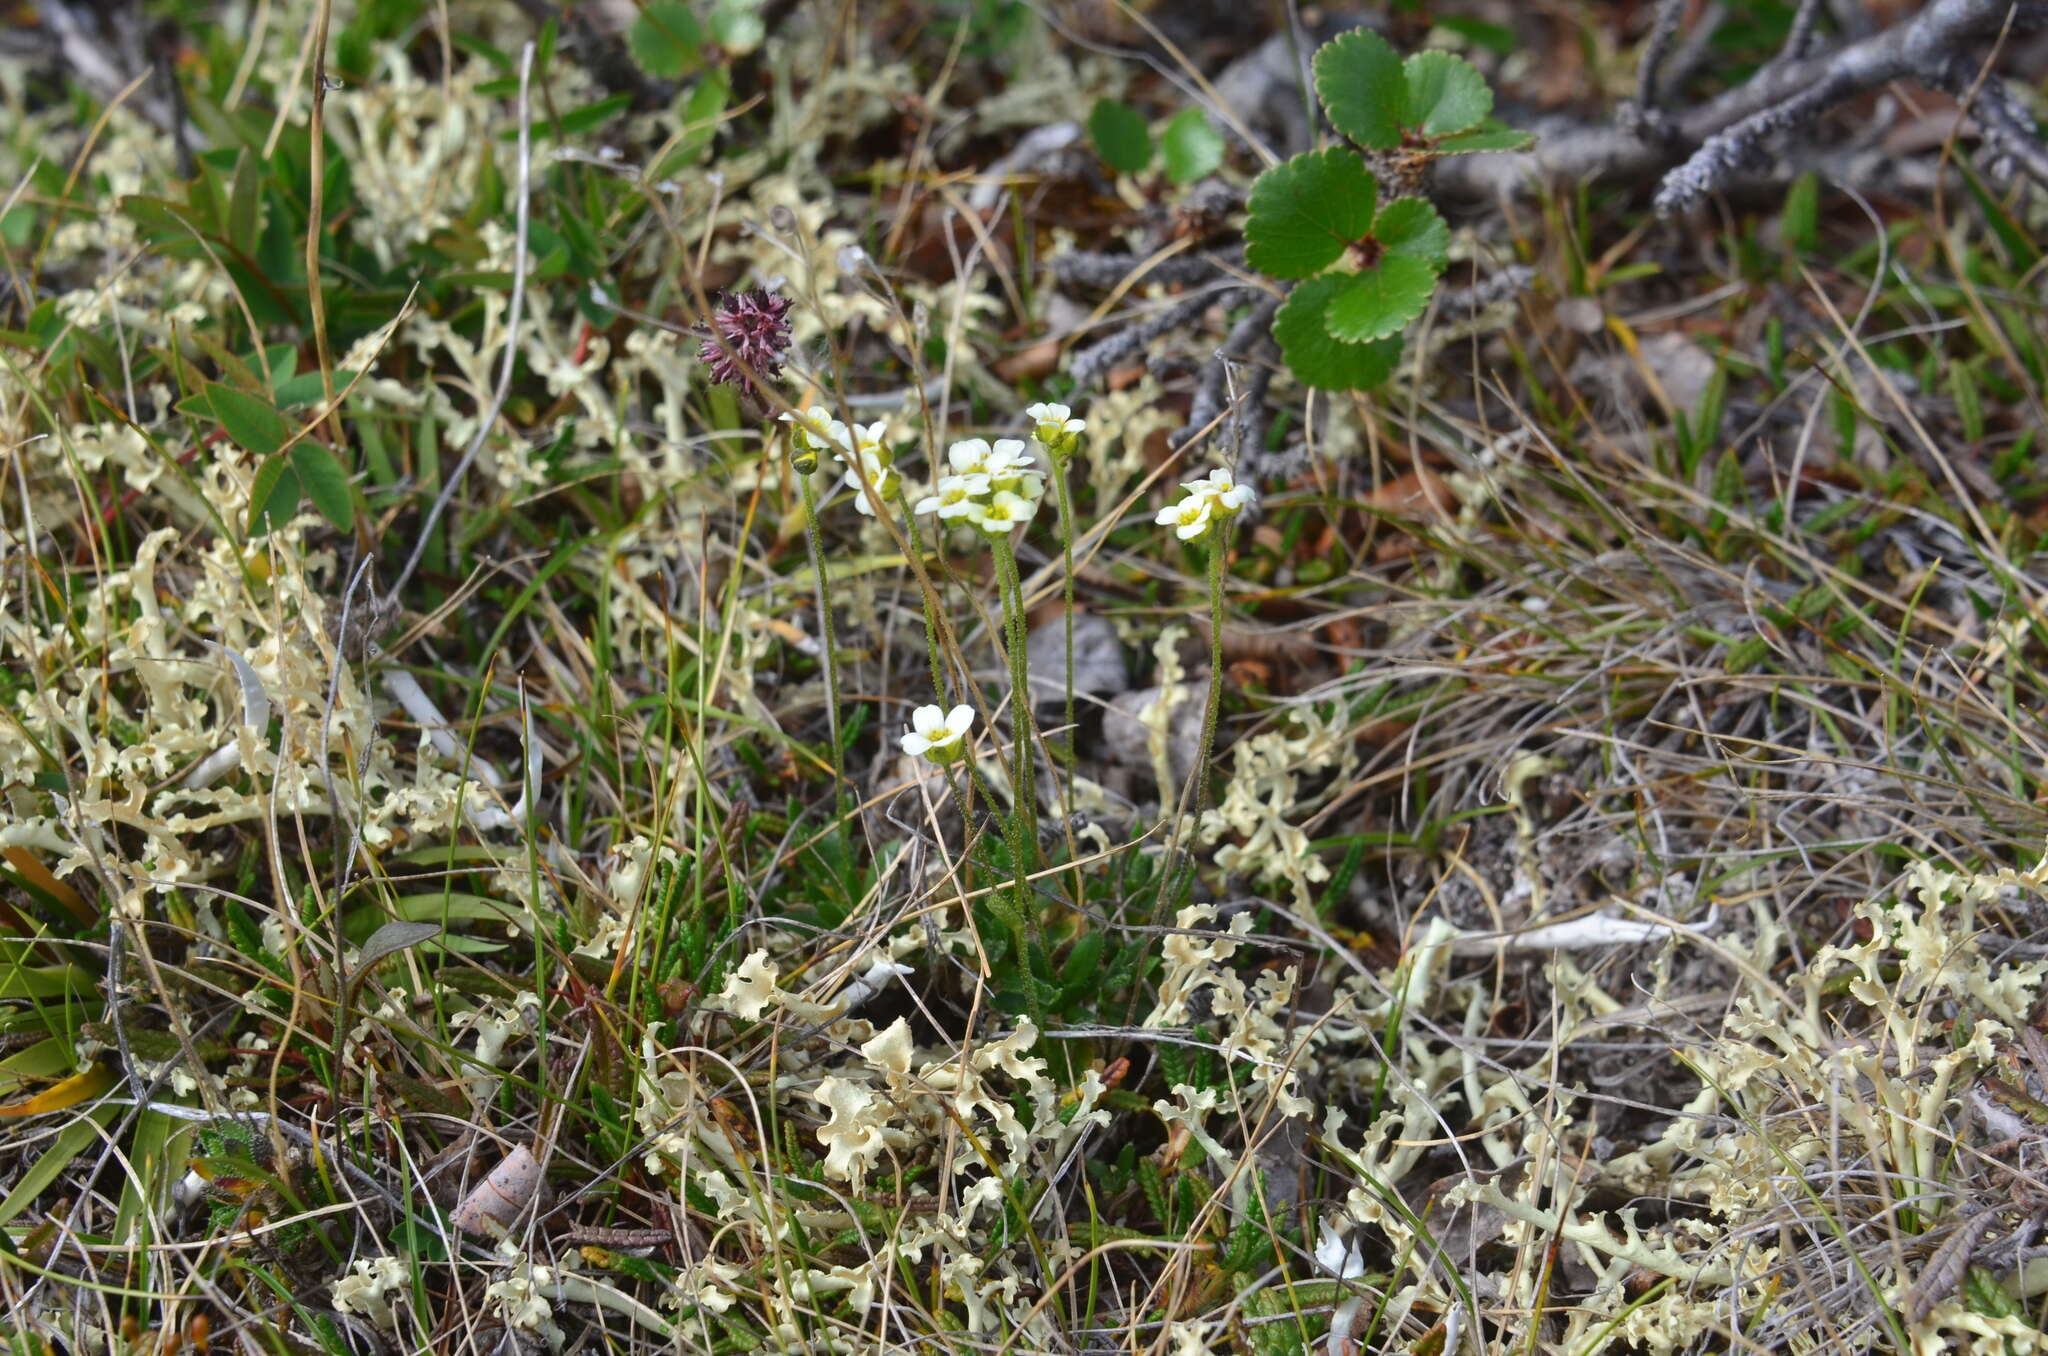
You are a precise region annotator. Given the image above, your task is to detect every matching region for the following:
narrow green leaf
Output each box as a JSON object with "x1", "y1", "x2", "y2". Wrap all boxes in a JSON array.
[
  {"x1": 199, "y1": 382, "x2": 290, "y2": 458},
  {"x1": 0, "y1": 1105, "x2": 115, "y2": 1225},
  {"x1": 248, "y1": 458, "x2": 300, "y2": 537},
  {"x1": 1402, "y1": 51, "x2": 1491, "y2": 136},
  {"x1": 290, "y1": 442, "x2": 354, "y2": 531},
  {"x1": 1313, "y1": 28, "x2": 1407, "y2": 150},
  {"x1": 1782, "y1": 171, "x2": 1820, "y2": 253},
  {"x1": 226, "y1": 147, "x2": 261, "y2": 254},
  {"x1": 1088, "y1": 99, "x2": 1152, "y2": 175},
  {"x1": 1323, "y1": 254, "x2": 1443, "y2": 342},
  {"x1": 1431, "y1": 124, "x2": 1535, "y2": 154},
  {"x1": 1160, "y1": 108, "x2": 1224, "y2": 185},
  {"x1": 1274, "y1": 275, "x2": 1402, "y2": 390},
  {"x1": 1244, "y1": 148, "x2": 1377, "y2": 280},
  {"x1": 627, "y1": 1, "x2": 703, "y2": 78}
]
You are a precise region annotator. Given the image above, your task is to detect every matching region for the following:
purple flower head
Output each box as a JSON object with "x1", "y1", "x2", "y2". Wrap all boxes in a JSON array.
[{"x1": 698, "y1": 289, "x2": 794, "y2": 392}]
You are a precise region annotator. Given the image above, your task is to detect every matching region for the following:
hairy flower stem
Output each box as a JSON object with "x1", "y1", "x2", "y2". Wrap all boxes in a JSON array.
[
  {"x1": 892, "y1": 486, "x2": 948, "y2": 704},
  {"x1": 1155, "y1": 527, "x2": 1233, "y2": 915},
  {"x1": 1050, "y1": 466, "x2": 1079, "y2": 776},
  {"x1": 1192, "y1": 533, "x2": 1229, "y2": 820},
  {"x1": 798, "y1": 472, "x2": 846, "y2": 804},
  {"x1": 989, "y1": 537, "x2": 1042, "y2": 940}
]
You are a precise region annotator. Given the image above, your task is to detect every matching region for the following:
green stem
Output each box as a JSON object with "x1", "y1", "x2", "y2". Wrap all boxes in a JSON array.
[
  {"x1": 1051, "y1": 465, "x2": 1078, "y2": 787},
  {"x1": 798, "y1": 471, "x2": 845, "y2": 797},
  {"x1": 893, "y1": 485, "x2": 948, "y2": 705},
  {"x1": 1154, "y1": 523, "x2": 1233, "y2": 916},
  {"x1": 991, "y1": 536, "x2": 1039, "y2": 863},
  {"x1": 1192, "y1": 530, "x2": 1228, "y2": 813}
]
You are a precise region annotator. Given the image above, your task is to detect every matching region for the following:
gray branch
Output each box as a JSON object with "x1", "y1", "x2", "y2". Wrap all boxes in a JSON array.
[{"x1": 1436, "y1": 0, "x2": 2048, "y2": 209}]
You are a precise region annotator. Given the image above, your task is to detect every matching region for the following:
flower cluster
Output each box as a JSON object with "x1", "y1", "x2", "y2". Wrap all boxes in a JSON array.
[
  {"x1": 697, "y1": 289, "x2": 794, "y2": 394},
  {"x1": 1155, "y1": 467, "x2": 1256, "y2": 541},
  {"x1": 907, "y1": 406, "x2": 1085, "y2": 538},
  {"x1": 914, "y1": 438, "x2": 1046, "y2": 537},
  {"x1": 781, "y1": 407, "x2": 898, "y2": 514}
]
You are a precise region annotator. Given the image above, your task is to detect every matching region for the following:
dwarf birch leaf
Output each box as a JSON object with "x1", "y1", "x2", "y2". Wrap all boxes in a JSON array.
[
  {"x1": 1373, "y1": 196, "x2": 1451, "y2": 260},
  {"x1": 627, "y1": 2, "x2": 703, "y2": 78},
  {"x1": 1161, "y1": 108, "x2": 1224, "y2": 185},
  {"x1": 1245, "y1": 148, "x2": 1377, "y2": 279},
  {"x1": 1324, "y1": 255, "x2": 1441, "y2": 342},
  {"x1": 1432, "y1": 123, "x2": 1535, "y2": 154},
  {"x1": 1402, "y1": 51, "x2": 1491, "y2": 136},
  {"x1": 1274, "y1": 276, "x2": 1402, "y2": 389},
  {"x1": 1088, "y1": 99, "x2": 1153, "y2": 174},
  {"x1": 1314, "y1": 28, "x2": 1407, "y2": 150}
]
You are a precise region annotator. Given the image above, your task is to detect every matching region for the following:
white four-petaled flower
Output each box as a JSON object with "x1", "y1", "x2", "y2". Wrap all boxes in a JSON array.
[
  {"x1": 1156, "y1": 494, "x2": 1216, "y2": 541},
  {"x1": 1182, "y1": 467, "x2": 1255, "y2": 514},
  {"x1": 778, "y1": 405, "x2": 844, "y2": 452},
  {"x1": 1025, "y1": 402, "x2": 1085, "y2": 457},
  {"x1": 900, "y1": 703, "x2": 975, "y2": 763},
  {"x1": 977, "y1": 490, "x2": 1038, "y2": 535},
  {"x1": 914, "y1": 473, "x2": 993, "y2": 520}
]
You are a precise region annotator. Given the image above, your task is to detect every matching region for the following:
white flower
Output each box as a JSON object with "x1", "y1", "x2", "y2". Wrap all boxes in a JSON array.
[
  {"x1": 977, "y1": 489, "x2": 1038, "y2": 535},
  {"x1": 778, "y1": 405, "x2": 843, "y2": 451},
  {"x1": 901, "y1": 703, "x2": 975, "y2": 762},
  {"x1": 1025, "y1": 402, "x2": 1083, "y2": 436},
  {"x1": 914, "y1": 473, "x2": 992, "y2": 519},
  {"x1": 1182, "y1": 467, "x2": 1255, "y2": 514},
  {"x1": 947, "y1": 438, "x2": 997, "y2": 477},
  {"x1": 1156, "y1": 493, "x2": 1216, "y2": 541},
  {"x1": 1025, "y1": 402, "x2": 1085, "y2": 458},
  {"x1": 839, "y1": 446, "x2": 898, "y2": 513},
  {"x1": 982, "y1": 439, "x2": 1036, "y2": 485}
]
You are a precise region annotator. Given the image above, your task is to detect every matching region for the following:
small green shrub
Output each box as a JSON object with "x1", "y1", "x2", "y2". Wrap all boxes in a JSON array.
[{"x1": 1246, "y1": 30, "x2": 1530, "y2": 390}]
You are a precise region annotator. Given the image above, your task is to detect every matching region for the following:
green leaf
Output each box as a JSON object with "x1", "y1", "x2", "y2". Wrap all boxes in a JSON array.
[
  {"x1": 290, "y1": 443, "x2": 354, "y2": 531},
  {"x1": 1088, "y1": 99, "x2": 1152, "y2": 175},
  {"x1": 1373, "y1": 195, "x2": 1450, "y2": 260},
  {"x1": 247, "y1": 458, "x2": 299, "y2": 537},
  {"x1": 1782, "y1": 170, "x2": 1819, "y2": 252},
  {"x1": 1314, "y1": 28, "x2": 1407, "y2": 150},
  {"x1": 1431, "y1": 124, "x2": 1535, "y2": 154},
  {"x1": 199, "y1": 382, "x2": 290, "y2": 458},
  {"x1": 709, "y1": 0, "x2": 765, "y2": 53},
  {"x1": 226, "y1": 147, "x2": 261, "y2": 254},
  {"x1": 1274, "y1": 276, "x2": 1402, "y2": 390},
  {"x1": 273, "y1": 369, "x2": 357, "y2": 408},
  {"x1": 1323, "y1": 254, "x2": 1441, "y2": 342},
  {"x1": 1244, "y1": 148, "x2": 1377, "y2": 280},
  {"x1": 627, "y1": 2, "x2": 703, "y2": 78},
  {"x1": 1402, "y1": 51, "x2": 1491, "y2": 136},
  {"x1": 1160, "y1": 108, "x2": 1224, "y2": 185}
]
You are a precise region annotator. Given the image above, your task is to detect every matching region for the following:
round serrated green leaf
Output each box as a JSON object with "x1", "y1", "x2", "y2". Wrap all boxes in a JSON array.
[
  {"x1": 1322, "y1": 255, "x2": 1441, "y2": 342},
  {"x1": 1245, "y1": 148, "x2": 1377, "y2": 280},
  {"x1": 1401, "y1": 51, "x2": 1492, "y2": 137},
  {"x1": 1274, "y1": 276, "x2": 1402, "y2": 390},
  {"x1": 627, "y1": 2, "x2": 703, "y2": 79},
  {"x1": 1161, "y1": 108, "x2": 1224, "y2": 186},
  {"x1": 1313, "y1": 28, "x2": 1407, "y2": 150},
  {"x1": 1089, "y1": 99, "x2": 1153, "y2": 175},
  {"x1": 1373, "y1": 196, "x2": 1450, "y2": 259}
]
